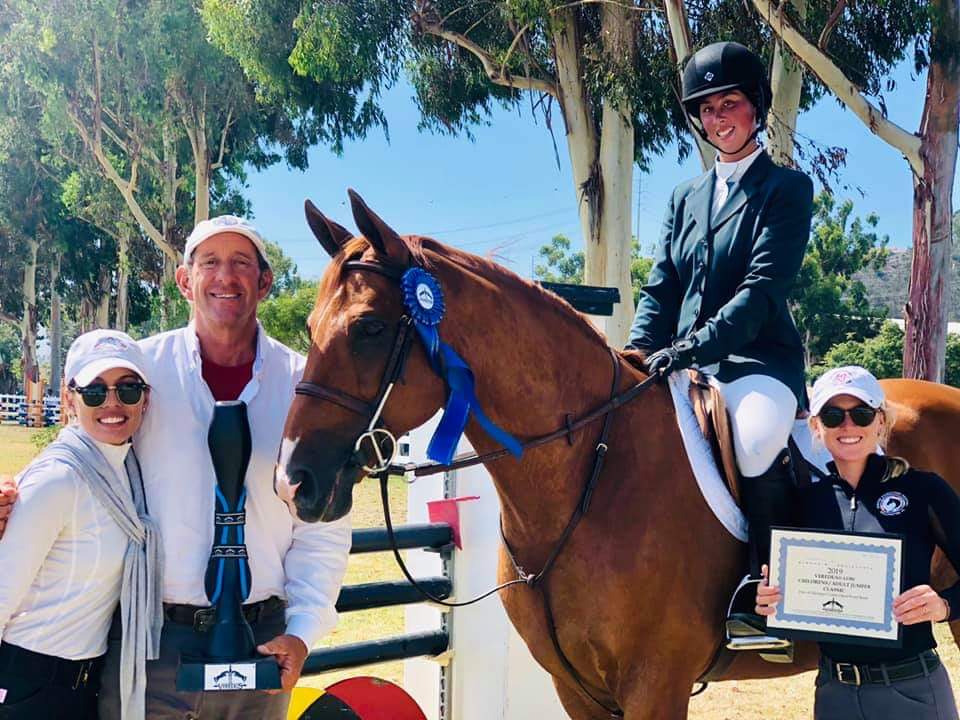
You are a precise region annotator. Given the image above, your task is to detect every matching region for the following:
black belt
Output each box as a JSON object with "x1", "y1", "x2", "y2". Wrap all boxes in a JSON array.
[
  {"x1": 163, "y1": 595, "x2": 286, "y2": 633},
  {"x1": 824, "y1": 649, "x2": 941, "y2": 686},
  {"x1": 0, "y1": 643, "x2": 103, "y2": 691}
]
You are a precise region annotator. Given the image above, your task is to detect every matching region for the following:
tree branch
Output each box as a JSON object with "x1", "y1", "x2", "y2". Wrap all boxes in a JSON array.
[
  {"x1": 413, "y1": 12, "x2": 557, "y2": 97},
  {"x1": 751, "y1": 0, "x2": 922, "y2": 175},
  {"x1": 817, "y1": 0, "x2": 846, "y2": 51},
  {"x1": 211, "y1": 105, "x2": 233, "y2": 171},
  {"x1": 66, "y1": 102, "x2": 179, "y2": 262}
]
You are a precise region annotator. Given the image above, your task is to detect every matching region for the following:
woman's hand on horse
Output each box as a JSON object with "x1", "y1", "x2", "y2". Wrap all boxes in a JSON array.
[
  {"x1": 893, "y1": 584, "x2": 950, "y2": 625},
  {"x1": 755, "y1": 564, "x2": 781, "y2": 617}
]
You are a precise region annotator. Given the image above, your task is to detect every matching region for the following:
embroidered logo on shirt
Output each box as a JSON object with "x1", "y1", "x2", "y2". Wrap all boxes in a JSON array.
[
  {"x1": 704, "y1": 72, "x2": 715, "y2": 81},
  {"x1": 877, "y1": 491, "x2": 909, "y2": 516}
]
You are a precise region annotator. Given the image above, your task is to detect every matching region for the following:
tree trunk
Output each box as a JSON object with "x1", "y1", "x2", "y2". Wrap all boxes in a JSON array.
[
  {"x1": 161, "y1": 120, "x2": 180, "y2": 328},
  {"x1": 49, "y1": 253, "x2": 62, "y2": 393},
  {"x1": 596, "y1": 2, "x2": 637, "y2": 346},
  {"x1": 903, "y1": 3, "x2": 959, "y2": 381},
  {"x1": 663, "y1": 0, "x2": 716, "y2": 169},
  {"x1": 20, "y1": 239, "x2": 39, "y2": 386},
  {"x1": 95, "y1": 265, "x2": 111, "y2": 329},
  {"x1": 193, "y1": 127, "x2": 211, "y2": 224},
  {"x1": 160, "y1": 255, "x2": 178, "y2": 331},
  {"x1": 767, "y1": 1, "x2": 806, "y2": 166},
  {"x1": 552, "y1": 9, "x2": 601, "y2": 277},
  {"x1": 116, "y1": 231, "x2": 130, "y2": 331}
]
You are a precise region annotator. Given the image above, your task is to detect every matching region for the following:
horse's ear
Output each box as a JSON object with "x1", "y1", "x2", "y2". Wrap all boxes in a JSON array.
[
  {"x1": 305, "y1": 199, "x2": 353, "y2": 258},
  {"x1": 347, "y1": 189, "x2": 410, "y2": 265}
]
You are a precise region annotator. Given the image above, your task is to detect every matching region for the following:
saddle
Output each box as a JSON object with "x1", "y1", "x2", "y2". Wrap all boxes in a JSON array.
[{"x1": 686, "y1": 370, "x2": 742, "y2": 506}]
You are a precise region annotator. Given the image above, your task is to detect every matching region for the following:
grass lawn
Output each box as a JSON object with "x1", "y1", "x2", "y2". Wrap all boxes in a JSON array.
[
  {"x1": 0, "y1": 425, "x2": 42, "y2": 476},
  {"x1": 4, "y1": 427, "x2": 959, "y2": 716}
]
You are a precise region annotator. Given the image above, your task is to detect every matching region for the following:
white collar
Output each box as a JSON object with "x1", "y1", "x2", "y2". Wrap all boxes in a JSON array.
[{"x1": 714, "y1": 145, "x2": 763, "y2": 183}]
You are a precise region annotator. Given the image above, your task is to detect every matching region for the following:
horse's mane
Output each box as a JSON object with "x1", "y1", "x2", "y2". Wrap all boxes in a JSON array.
[{"x1": 320, "y1": 234, "x2": 611, "y2": 350}]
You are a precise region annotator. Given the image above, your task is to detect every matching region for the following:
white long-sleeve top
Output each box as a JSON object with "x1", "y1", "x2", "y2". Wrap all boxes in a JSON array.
[
  {"x1": 0, "y1": 436, "x2": 130, "y2": 659},
  {"x1": 135, "y1": 323, "x2": 351, "y2": 649}
]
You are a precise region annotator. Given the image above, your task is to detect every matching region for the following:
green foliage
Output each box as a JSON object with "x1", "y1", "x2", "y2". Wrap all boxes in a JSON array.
[
  {"x1": 258, "y1": 282, "x2": 318, "y2": 354},
  {"x1": 534, "y1": 235, "x2": 652, "y2": 304},
  {"x1": 534, "y1": 235, "x2": 584, "y2": 284},
  {"x1": 262, "y1": 240, "x2": 302, "y2": 298},
  {"x1": 789, "y1": 192, "x2": 889, "y2": 364},
  {"x1": 31, "y1": 424, "x2": 60, "y2": 450},
  {"x1": 813, "y1": 322, "x2": 960, "y2": 389}
]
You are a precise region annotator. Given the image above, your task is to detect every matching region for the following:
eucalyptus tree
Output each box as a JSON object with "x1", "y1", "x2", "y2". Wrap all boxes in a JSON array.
[
  {"x1": 751, "y1": 0, "x2": 959, "y2": 381},
  {"x1": 1, "y1": 0, "x2": 331, "y2": 321},
  {"x1": 203, "y1": 0, "x2": 696, "y2": 344}
]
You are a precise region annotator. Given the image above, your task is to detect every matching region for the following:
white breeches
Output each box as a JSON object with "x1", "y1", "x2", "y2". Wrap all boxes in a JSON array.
[{"x1": 713, "y1": 374, "x2": 798, "y2": 477}]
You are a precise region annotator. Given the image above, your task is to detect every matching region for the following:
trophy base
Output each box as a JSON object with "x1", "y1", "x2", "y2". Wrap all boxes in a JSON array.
[{"x1": 176, "y1": 655, "x2": 282, "y2": 692}]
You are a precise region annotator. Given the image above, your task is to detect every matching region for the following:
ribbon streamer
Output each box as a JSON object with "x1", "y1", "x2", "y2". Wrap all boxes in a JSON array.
[{"x1": 401, "y1": 268, "x2": 522, "y2": 465}]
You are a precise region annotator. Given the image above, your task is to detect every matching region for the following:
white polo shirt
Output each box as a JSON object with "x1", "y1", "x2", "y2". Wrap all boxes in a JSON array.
[{"x1": 135, "y1": 323, "x2": 351, "y2": 648}]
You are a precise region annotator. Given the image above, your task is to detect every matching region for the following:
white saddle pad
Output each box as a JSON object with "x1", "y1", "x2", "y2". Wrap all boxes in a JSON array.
[{"x1": 667, "y1": 371, "x2": 832, "y2": 543}]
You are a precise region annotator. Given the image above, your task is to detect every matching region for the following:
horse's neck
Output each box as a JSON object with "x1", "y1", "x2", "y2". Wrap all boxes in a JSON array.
[{"x1": 444, "y1": 275, "x2": 633, "y2": 548}]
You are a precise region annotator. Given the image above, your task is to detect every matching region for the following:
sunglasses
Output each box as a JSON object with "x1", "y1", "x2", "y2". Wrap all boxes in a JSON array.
[
  {"x1": 818, "y1": 404, "x2": 878, "y2": 429},
  {"x1": 73, "y1": 382, "x2": 149, "y2": 408}
]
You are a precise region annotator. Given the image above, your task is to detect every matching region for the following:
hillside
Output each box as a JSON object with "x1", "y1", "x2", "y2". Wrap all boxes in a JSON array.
[{"x1": 856, "y1": 247, "x2": 960, "y2": 322}]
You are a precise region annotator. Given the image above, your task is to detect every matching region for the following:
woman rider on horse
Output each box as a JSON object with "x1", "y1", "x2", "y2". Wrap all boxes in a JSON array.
[{"x1": 626, "y1": 41, "x2": 814, "y2": 648}]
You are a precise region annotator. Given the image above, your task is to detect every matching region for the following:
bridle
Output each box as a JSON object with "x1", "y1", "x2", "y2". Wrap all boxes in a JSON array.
[
  {"x1": 294, "y1": 259, "x2": 415, "y2": 475},
  {"x1": 292, "y1": 255, "x2": 660, "y2": 718}
]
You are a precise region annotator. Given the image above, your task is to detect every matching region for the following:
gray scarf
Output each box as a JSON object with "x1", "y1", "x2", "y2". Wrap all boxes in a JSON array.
[{"x1": 22, "y1": 425, "x2": 163, "y2": 720}]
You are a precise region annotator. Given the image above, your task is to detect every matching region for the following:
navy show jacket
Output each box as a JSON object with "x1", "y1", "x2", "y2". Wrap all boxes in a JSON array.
[{"x1": 627, "y1": 150, "x2": 814, "y2": 408}]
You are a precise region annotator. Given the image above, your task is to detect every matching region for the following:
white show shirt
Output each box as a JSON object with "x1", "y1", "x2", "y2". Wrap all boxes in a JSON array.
[
  {"x1": 712, "y1": 144, "x2": 764, "y2": 219},
  {"x1": 135, "y1": 323, "x2": 351, "y2": 648},
  {"x1": 0, "y1": 435, "x2": 130, "y2": 659}
]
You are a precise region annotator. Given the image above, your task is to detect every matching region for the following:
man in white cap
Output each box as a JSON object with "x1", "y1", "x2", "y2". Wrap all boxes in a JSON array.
[{"x1": 96, "y1": 216, "x2": 352, "y2": 720}]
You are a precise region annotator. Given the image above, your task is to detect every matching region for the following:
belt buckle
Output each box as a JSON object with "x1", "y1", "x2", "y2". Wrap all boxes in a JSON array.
[
  {"x1": 836, "y1": 662, "x2": 862, "y2": 686},
  {"x1": 193, "y1": 607, "x2": 215, "y2": 633}
]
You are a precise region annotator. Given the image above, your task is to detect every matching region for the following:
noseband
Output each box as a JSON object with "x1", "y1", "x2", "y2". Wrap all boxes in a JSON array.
[{"x1": 294, "y1": 260, "x2": 415, "y2": 474}]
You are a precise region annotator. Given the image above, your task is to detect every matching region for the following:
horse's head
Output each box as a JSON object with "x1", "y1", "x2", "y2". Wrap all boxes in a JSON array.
[{"x1": 276, "y1": 191, "x2": 446, "y2": 522}]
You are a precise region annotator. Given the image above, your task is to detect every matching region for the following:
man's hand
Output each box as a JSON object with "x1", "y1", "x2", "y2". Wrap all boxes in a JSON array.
[
  {"x1": 257, "y1": 634, "x2": 309, "y2": 692},
  {"x1": 0, "y1": 476, "x2": 17, "y2": 539}
]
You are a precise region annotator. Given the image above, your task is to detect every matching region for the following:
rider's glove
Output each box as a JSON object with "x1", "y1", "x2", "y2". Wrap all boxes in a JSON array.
[{"x1": 644, "y1": 339, "x2": 696, "y2": 378}]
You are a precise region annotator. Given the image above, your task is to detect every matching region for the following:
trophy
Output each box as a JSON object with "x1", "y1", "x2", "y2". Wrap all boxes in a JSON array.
[{"x1": 176, "y1": 401, "x2": 282, "y2": 691}]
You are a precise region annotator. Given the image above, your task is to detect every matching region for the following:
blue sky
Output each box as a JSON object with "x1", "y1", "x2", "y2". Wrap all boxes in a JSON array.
[{"x1": 244, "y1": 60, "x2": 959, "y2": 282}]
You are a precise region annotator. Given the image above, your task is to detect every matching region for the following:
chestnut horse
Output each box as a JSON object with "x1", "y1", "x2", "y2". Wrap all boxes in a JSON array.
[{"x1": 277, "y1": 191, "x2": 960, "y2": 719}]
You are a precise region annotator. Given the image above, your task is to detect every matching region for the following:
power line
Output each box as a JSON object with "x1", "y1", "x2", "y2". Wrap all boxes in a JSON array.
[{"x1": 422, "y1": 207, "x2": 572, "y2": 236}]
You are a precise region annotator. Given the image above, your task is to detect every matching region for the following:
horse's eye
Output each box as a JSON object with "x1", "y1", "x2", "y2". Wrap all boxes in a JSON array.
[{"x1": 359, "y1": 318, "x2": 386, "y2": 337}]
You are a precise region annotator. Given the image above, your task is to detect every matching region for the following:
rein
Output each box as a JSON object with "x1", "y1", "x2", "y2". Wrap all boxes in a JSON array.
[{"x1": 295, "y1": 257, "x2": 658, "y2": 718}]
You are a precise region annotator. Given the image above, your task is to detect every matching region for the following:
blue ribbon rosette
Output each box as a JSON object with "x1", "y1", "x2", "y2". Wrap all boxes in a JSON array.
[{"x1": 401, "y1": 267, "x2": 522, "y2": 465}]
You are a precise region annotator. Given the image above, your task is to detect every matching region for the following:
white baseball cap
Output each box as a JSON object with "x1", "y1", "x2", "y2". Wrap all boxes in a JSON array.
[
  {"x1": 183, "y1": 215, "x2": 270, "y2": 268},
  {"x1": 810, "y1": 365, "x2": 885, "y2": 416},
  {"x1": 65, "y1": 330, "x2": 150, "y2": 387}
]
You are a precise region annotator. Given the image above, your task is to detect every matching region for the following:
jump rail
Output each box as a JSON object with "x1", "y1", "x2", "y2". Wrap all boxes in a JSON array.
[{"x1": 303, "y1": 521, "x2": 454, "y2": 675}]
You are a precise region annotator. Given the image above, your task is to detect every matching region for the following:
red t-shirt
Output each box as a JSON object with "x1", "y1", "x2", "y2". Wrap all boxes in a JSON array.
[{"x1": 202, "y1": 357, "x2": 254, "y2": 401}]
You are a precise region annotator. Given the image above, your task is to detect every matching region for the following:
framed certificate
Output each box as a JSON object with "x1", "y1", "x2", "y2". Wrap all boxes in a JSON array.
[{"x1": 767, "y1": 527, "x2": 903, "y2": 647}]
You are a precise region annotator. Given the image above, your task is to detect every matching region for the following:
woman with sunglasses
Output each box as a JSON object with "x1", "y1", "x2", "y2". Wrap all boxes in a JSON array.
[
  {"x1": 0, "y1": 330, "x2": 162, "y2": 720},
  {"x1": 756, "y1": 365, "x2": 960, "y2": 720}
]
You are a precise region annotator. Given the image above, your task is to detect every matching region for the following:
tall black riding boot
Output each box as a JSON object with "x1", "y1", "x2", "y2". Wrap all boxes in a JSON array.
[{"x1": 726, "y1": 447, "x2": 798, "y2": 652}]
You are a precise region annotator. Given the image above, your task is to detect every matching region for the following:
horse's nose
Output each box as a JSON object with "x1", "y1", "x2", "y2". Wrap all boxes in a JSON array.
[{"x1": 274, "y1": 462, "x2": 305, "y2": 506}]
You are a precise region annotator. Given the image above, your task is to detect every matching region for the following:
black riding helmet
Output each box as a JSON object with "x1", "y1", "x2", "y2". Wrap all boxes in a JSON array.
[{"x1": 681, "y1": 42, "x2": 772, "y2": 151}]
